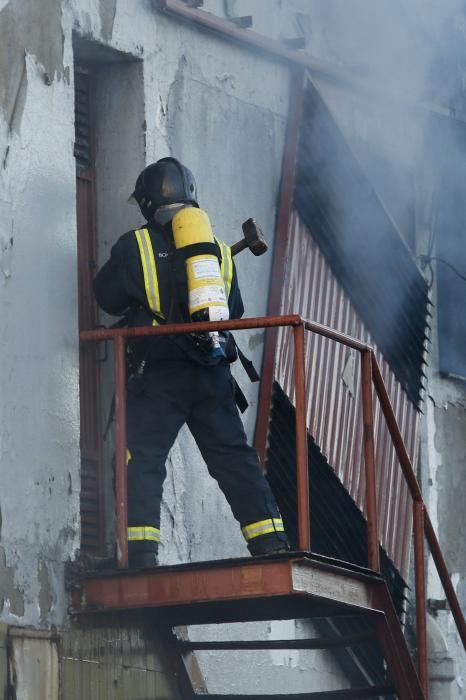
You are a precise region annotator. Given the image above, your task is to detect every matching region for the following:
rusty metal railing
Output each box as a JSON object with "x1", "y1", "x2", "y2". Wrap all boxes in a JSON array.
[{"x1": 81, "y1": 314, "x2": 466, "y2": 697}]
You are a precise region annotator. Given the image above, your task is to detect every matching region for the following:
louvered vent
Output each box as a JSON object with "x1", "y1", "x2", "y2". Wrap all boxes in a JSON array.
[
  {"x1": 75, "y1": 64, "x2": 104, "y2": 554},
  {"x1": 74, "y1": 67, "x2": 92, "y2": 173}
]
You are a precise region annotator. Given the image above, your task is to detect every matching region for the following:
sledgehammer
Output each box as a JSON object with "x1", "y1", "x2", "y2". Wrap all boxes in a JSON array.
[{"x1": 230, "y1": 218, "x2": 268, "y2": 257}]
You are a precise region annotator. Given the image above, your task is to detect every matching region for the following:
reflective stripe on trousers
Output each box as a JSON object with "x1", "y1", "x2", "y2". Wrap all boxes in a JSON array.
[
  {"x1": 241, "y1": 518, "x2": 285, "y2": 541},
  {"x1": 127, "y1": 526, "x2": 161, "y2": 543}
]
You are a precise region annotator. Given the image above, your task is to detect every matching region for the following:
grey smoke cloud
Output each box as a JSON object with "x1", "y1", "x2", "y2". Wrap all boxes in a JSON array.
[{"x1": 306, "y1": 0, "x2": 464, "y2": 100}]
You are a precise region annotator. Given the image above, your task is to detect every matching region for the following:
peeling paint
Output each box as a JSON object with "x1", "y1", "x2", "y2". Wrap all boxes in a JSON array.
[
  {"x1": 99, "y1": 0, "x2": 116, "y2": 41},
  {"x1": 216, "y1": 72, "x2": 237, "y2": 89},
  {"x1": 0, "y1": 232, "x2": 13, "y2": 282},
  {"x1": 0, "y1": 0, "x2": 64, "y2": 130},
  {"x1": 38, "y1": 561, "x2": 52, "y2": 623},
  {"x1": 434, "y1": 403, "x2": 466, "y2": 572},
  {"x1": 0, "y1": 547, "x2": 24, "y2": 618}
]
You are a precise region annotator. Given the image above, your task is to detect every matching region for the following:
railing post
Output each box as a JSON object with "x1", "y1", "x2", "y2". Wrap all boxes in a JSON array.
[
  {"x1": 293, "y1": 323, "x2": 310, "y2": 551},
  {"x1": 360, "y1": 350, "x2": 380, "y2": 572},
  {"x1": 414, "y1": 501, "x2": 428, "y2": 696},
  {"x1": 114, "y1": 335, "x2": 128, "y2": 569}
]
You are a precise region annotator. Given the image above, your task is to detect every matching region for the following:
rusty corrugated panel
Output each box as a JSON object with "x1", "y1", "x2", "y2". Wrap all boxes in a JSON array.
[
  {"x1": 295, "y1": 85, "x2": 429, "y2": 408},
  {"x1": 61, "y1": 612, "x2": 191, "y2": 699},
  {"x1": 267, "y1": 382, "x2": 407, "y2": 607},
  {"x1": 274, "y1": 212, "x2": 417, "y2": 575}
]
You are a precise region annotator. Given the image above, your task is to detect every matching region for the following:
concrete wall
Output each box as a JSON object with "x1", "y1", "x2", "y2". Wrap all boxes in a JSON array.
[
  {"x1": 0, "y1": 1, "x2": 80, "y2": 629},
  {"x1": 419, "y1": 270, "x2": 466, "y2": 698}
]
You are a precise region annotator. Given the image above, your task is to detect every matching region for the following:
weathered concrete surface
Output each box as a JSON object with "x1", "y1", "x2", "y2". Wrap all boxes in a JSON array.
[
  {"x1": 0, "y1": 0, "x2": 64, "y2": 131},
  {"x1": 0, "y1": 622, "x2": 8, "y2": 698},
  {"x1": 422, "y1": 386, "x2": 466, "y2": 699},
  {"x1": 99, "y1": 0, "x2": 117, "y2": 41},
  {"x1": 0, "y1": 12, "x2": 80, "y2": 628},
  {"x1": 0, "y1": 546, "x2": 24, "y2": 618},
  {"x1": 428, "y1": 614, "x2": 456, "y2": 700},
  {"x1": 435, "y1": 403, "x2": 466, "y2": 571},
  {"x1": 419, "y1": 243, "x2": 466, "y2": 698}
]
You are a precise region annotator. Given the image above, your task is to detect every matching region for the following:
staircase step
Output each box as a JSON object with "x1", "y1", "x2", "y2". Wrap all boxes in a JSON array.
[
  {"x1": 179, "y1": 631, "x2": 373, "y2": 651},
  {"x1": 196, "y1": 685, "x2": 395, "y2": 699}
]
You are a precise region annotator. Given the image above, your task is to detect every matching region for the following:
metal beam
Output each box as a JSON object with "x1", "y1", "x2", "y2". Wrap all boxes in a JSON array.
[
  {"x1": 72, "y1": 556, "x2": 380, "y2": 617},
  {"x1": 177, "y1": 631, "x2": 373, "y2": 651},
  {"x1": 360, "y1": 350, "x2": 380, "y2": 572},
  {"x1": 80, "y1": 314, "x2": 303, "y2": 342},
  {"x1": 201, "y1": 687, "x2": 395, "y2": 699}
]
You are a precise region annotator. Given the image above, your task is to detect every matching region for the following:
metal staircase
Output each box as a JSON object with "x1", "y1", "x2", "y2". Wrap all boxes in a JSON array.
[
  {"x1": 78, "y1": 314, "x2": 466, "y2": 698},
  {"x1": 72, "y1": 551, "x2": 423, "y2": 698}
]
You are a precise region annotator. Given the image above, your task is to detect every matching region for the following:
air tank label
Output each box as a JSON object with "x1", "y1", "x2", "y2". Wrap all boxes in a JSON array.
[
  {"x1": 189, "y1": 285, "x2": 227, "y2": 310},
  {"x1": 192, "y1": 258, "x2": 222, "y2": 280},
  {"x1": 209, "y1": 307, "x2": 229, "y2": 321}
]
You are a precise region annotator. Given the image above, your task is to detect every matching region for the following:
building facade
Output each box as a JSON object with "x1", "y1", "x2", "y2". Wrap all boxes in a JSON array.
[{"x1": 0, "y1": 0, "x2": 464, "y2": 697}]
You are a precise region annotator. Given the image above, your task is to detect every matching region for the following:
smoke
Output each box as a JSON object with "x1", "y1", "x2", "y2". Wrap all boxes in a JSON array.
[
  {"x1": 303, "y1": 0, "x2": 466, "y2": 225},
  {"x1": 275, "y1": 0, "x2": 466, "y2": 381},
  {"x1": 302, "y1": 1, "x2": 463, "y2": 98}
]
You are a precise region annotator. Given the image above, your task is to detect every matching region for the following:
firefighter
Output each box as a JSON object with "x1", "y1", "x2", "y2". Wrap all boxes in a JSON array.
[{"x1": 94, "y1": 157, "x2": 288, "y2": 568}]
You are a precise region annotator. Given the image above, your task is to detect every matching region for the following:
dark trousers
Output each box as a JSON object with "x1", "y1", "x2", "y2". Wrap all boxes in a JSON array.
[{"x1": 126, "y1": 360, "x2": 285, "y2": 554}]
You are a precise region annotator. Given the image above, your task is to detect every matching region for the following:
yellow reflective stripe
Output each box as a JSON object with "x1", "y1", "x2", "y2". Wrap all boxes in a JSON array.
[
  {"x1": 127, "y1": 526, "x2": 160, "y2": 543},
  {"x1": 134, "y1": 228, "x2": 161, "y2": 315},
  {"x1": 214, "y1": 237, "x2": 232, "y2": 299},
  {"x1": 241, "y1": 518, "x2": 285, "y2": 541},
  {"x1": 223, "y1": 243, "x2": 233, "y2": 297},
  {"x1": 126, "y1": 449, "x2": 132, "y2": 464}
]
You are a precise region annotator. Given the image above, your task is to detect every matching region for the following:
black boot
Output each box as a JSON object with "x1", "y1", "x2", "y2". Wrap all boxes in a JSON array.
[{"x1": 248, "y1": 533, "x2": 289, "y2": 556}]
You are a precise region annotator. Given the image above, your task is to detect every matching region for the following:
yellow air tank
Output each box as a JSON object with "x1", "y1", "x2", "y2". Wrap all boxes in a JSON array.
[{"x1": 172, "y1": 207, "x2": 230, "y2": 324}]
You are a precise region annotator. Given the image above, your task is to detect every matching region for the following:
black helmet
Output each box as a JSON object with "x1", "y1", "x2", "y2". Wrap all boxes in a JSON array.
[{"x1": 130, "y1": 157, "x2": 198, "y2": 220}]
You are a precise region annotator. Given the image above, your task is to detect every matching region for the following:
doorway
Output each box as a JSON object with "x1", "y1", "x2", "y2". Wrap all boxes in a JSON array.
[{"x1": 74, "y1": 40, "x2": 144, "y2": 555}]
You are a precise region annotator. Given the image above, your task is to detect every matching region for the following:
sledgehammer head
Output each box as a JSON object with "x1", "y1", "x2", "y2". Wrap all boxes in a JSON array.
[{"x1": 230, "y1": 218, "x2": 268, "y2": 257}]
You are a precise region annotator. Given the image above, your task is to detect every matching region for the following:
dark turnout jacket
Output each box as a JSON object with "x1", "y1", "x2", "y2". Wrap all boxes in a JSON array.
[{"x1": 94, "y1": 223, "x2": 244, "y2": 365}]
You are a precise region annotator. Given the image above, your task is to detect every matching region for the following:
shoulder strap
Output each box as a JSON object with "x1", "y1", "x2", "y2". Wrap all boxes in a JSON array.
[
  {"x1": 233, "y1": 378, "x2": 249, "y2": 414},
  {"x1": 134, "y1": 228, "x2": 162, "y2": 317},
  {"x1": 233, "y1": 337, "x2": 260, "y2": 382}
]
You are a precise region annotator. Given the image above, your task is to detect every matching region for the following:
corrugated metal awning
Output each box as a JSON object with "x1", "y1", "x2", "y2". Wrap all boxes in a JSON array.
[{"x1": 294, "y1": 82, "x2": 429, "y2": 406}]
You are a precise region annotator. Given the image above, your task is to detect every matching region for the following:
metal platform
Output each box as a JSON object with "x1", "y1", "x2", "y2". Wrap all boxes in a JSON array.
[
  {"x1": 72, "y1": 552, "x2": 381, "y2": 621},
  {"x1": 71, "y1": 552, "x2": 425, "y2": 699}
]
